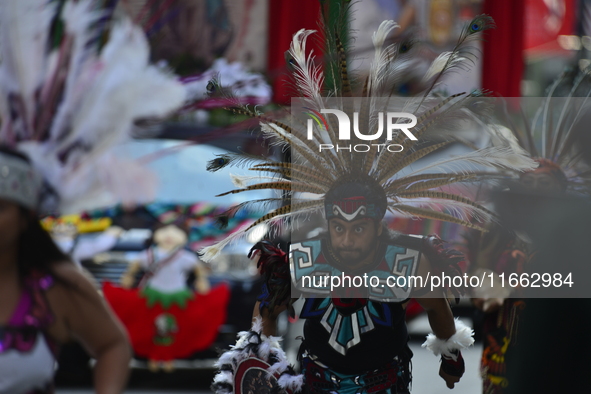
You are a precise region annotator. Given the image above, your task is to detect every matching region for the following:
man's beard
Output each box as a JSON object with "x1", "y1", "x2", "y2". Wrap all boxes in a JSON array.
[{"x1": 335, "y1": 240, "x2": 378, "y2": 265}]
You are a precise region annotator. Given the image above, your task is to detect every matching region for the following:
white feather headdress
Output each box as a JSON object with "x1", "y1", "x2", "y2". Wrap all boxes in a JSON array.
[
  {"x1": 199, "y1": 8, "x2": 537, "y2": 262},
  {"x1": 498, "y1": 68, "x2": 591, "y2": 195},
  {"x1": 0, "y1": 0, "x2": 186, "y2": 213}
]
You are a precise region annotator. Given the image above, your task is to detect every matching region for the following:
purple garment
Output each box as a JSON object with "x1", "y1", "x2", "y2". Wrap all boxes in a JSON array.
[{"x1": 0, "y1": 274, "x2": 55, "y2": 354}]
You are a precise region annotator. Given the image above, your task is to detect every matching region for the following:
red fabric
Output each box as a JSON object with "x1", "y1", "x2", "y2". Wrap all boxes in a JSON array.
[
  {"x1": 404, "y1": 299, "x2": 424, "y2": 321},
  {"x1": 267, "y1": 0, "x2": 322, "y2": 104},
  {"x1": 481, "y1": 0, "x2": 526, "y2": 97},
  {"x1": 524, "y1": 0, "x2": 576, "y2": 56},
  {"x1": 103, "y1": 282, "x2": 230, "y2": 361}
]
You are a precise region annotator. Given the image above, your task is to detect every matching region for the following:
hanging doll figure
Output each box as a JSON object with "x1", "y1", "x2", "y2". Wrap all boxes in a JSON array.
[
  {"x1": 103, "y1": 223, "x2": 230, "y2": 372},
  {"x1": 48, "y1": 216, "x2": 124, "y2": 266}
]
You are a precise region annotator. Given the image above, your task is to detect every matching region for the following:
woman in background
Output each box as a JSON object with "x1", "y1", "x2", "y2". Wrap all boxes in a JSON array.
[{"x1": 0, "y1": 147, "x2": 131, "y2": 394}]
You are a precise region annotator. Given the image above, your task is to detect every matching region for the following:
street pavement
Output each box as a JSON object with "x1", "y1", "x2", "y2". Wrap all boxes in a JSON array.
[{"x1": 56, "y1": 342, "x2": 483, "y2": 394}]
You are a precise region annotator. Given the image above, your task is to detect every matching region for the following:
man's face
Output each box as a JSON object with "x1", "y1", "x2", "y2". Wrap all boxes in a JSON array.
[
  {"x1": 519, "y1": 172, "x2": 563, "y2": 193},
  {"x1": 328, "y1": 217, "x2": 381, "y2": 264}
]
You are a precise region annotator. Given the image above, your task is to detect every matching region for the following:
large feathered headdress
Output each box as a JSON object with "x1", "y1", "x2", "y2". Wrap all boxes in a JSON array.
[
  {"x1": 0, "y1": 0, "x2": 186, "y2": 213},
  {"x1": 498, "y1": 68, "x2": 591, "y2": 195},
  {"x1": 199, "y1": 5, "x2": 537, "y2": 262}
]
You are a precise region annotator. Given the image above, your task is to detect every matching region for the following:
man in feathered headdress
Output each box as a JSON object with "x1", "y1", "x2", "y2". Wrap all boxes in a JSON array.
[
  {"x1": 254, "y1": 177, "x2": 476, "y2": 393},
  {"x1": 205, "y1": 2, "x2": 538, "y2": 393},
  {"x1": 467, "y1": 69, "x2": 591, "y2": 394}
]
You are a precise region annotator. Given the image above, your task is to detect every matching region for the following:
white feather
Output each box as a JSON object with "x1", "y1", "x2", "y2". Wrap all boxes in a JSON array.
[
  {"x1": 267, "y1": 335, "x2": 284, "y2": 349},
  {"x1": 0, "y1": 1, "x2": 187, "y2": 216},
  {"x1": 56, "y1": 19, "x2": 185, "y2": 160},
  {"x1": 538, "y1": 74, "x2": 564, "y2": 157},
  {"x1": 18, "y1": 141, "x2": 64, "y2": 195},
  {"x1": 49, "y1": 0, "x2": 104, "y2": 142},
  {"x1": 201, "y1": 210, "x2": 299, "y2": 262},
  {"x1": 392, "y1": 198, "x2": 494, "y2": 223},
  {"x1": 278, "y1": 373, "x2": 305, "y2": 392},
  {"x1": 554, "y1": 96, "x2": 591, "y2": 160},
  {"x1": 230, "y1": 173, "x2": 278, "y2": 188},
  {"x1": 233, "y1": 331, "x2": 254, "y2": 350},
  {"x1": 18, "y1": 144, "x2": 158, "y2": 214},
  {"x1": 212, "y1": 370, "x2": 233, "y2": 384},
  {"x1": 0, "y1": 0, "x2": 55, "y2": 136},
  {"x1": 59, "y1": 154, "x2": 155, "y2": 214},
  {"x1": 368, "y1": 20, "x2": 399, "y2": 96},
  {"x1": 230, "y1": 173, "x2": 248, "y2": 188},
  {"x1": 200, "y1": 235, "x2": 236, "y2": 263},
  {"x1": 251, "y1": 316, "x2": 264, "y2": 334},
  {"x1": 423, "y1": 52, "x2": 464, "y2": 82},
  {"x1": 216, "y1": 349, "x2": 237, "y2": 367},
  {"x1": 488, "y1": 124, "x2": 531, "y2": 157},
  {"x1": 267, "y1": 360, "x2": 289, "y2": 375},
  {"x1": 287, "y1": 29, "x2": 325, "y2": 107},
  {"x1": 263, "y1": 122, "x2": 326, "y2": 165},
  {"x1": 212, "y1": 318, "x2": 303, "y2": 394},
  {"x1": 257, "y1": 340, "x2": 272, "y2": 360},
  {"x1": 405, "y1": 147, "x2": 538, "y2": 178},
  {"x1": 200, "y1": 216, "x2": 281, "y2": 263}
]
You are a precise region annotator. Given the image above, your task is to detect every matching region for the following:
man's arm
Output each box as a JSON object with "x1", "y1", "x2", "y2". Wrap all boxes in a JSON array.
[
  {"x1": 249, "y1": 241, "x2": 292, "y2": 336},
  {"x1": 252, "y1": 301, "x2": 287, "y2": 337},
  {"x1": 416, "y1": 297, "x2": 463, "y2": 388},
  {"x1": 415, "y1": 297, "x2": 455, "y2": 339},
  {"x1": 414, "y1": 255, "x2": 472, "y2": 389}
]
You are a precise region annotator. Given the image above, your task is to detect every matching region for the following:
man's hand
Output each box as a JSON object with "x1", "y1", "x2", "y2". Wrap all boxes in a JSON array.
[
  {"x1": 439, "y1": 350, "x2": 465, "y2": 389},
  {"x1": 440, "y1": 367, "x2": 461, "y2": 389}
]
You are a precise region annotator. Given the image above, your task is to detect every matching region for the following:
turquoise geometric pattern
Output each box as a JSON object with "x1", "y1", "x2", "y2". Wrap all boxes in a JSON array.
[
  {"x1": 316, "y1": 300, "x2": 394, "y2": 355},
  {"x1": 290, "y1": 239, "x2": 420, "y2": 302}
]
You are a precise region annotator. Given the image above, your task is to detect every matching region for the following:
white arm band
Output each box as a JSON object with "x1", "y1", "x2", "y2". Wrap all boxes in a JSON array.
[{"x1": 421, "y1": 318, "x2": 475, "y2": 359}]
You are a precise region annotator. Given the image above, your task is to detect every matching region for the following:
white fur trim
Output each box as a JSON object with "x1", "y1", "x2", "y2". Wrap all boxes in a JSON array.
[
  {"x1": 212, "y1": 370, "x2": 233, "y2": 384},
  {"x1": 268, "y1": 360, "x2": 289, "y2": 375},
  {"x1": 421, "y1": 318, "x2": 474, "y2": 360},
  {"x1": 251, "y1": 316, "x2": 264, "y2": 334},
  {"x1": 278, "y1": 373, "x2": 305, "y2": 392},
  {"x1": 215, "y1": 349, "x2": 237, "y2": 367},
  {"x1": 268, "y1": 335, "x2": 284, "y2": 348},
  {"x1": 258, "y1": 339, "x2": 272, "y2": 360},
  {"x1": 212, "y1": 315, "x2": 304, "y2": 394}
]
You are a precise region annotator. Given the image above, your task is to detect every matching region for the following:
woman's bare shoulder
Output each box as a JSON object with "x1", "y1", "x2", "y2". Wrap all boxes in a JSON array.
[
  {"x1": 45, "y1": 261, "x2": 123, "y2": 346},
  {"x1": 51, "y1": 260, "x2": 96, "y2": 280},
  {"x1": 47, "y1": 261, "x2": 101, "y2": 300}
]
